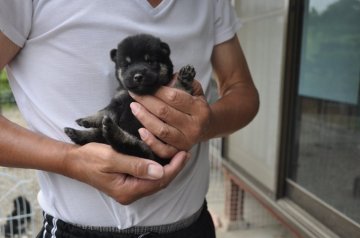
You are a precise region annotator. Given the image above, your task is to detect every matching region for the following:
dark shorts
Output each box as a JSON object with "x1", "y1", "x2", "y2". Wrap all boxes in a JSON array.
[{"x1": 36, "y1": 202, "x2": 216, "y2": 238}]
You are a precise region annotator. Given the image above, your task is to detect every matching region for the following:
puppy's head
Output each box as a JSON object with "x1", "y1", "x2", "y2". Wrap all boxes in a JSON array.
[{"x1": 110, "y1": 34, "x2": 174, "y2": 95}]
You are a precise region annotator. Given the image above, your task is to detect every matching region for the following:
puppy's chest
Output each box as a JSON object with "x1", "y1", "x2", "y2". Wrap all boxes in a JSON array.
[{"x1": 109, "y1": 91, "x2": 142, "y2": 137}]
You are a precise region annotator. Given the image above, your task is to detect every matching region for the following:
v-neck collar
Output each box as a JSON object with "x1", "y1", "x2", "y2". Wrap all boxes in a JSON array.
[
  {"x1": 147, "y1": 0, "x2": 163, "y2": 8},
  {"x1": 135, "y1": 0, "x2": 173, "y2": 17}
]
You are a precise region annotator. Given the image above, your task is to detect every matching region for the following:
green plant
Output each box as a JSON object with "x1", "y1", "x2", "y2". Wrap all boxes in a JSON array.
[{"x1": 0, "y1": 70, "x2": 15, "y2": 104}]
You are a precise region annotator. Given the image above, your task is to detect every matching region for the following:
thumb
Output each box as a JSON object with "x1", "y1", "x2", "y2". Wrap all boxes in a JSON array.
[{"x1": 112, "y1": 154, "x2": 164, "y2": 180}]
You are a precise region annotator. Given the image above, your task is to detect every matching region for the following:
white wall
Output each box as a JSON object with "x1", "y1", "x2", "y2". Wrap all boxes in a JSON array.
[{"x1": 225, "y1": 0, "x2": 289, "y2": 191}]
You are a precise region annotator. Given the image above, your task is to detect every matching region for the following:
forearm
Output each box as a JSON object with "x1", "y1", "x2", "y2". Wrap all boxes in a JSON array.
[
  {"x1": 0, "y1": 32, "x2": 21, "y2": 70},
  {"x1": 204, "y1": 35, "x2": 260, "y2": 140},
  {"x1": 0, "y1": 115, "x2": 190, "y2": 204},
  {"x1": 0, "y1": 115, "x2": 75, "y2": 174},
  {"x1": 204, "y1": 81, "x2": 259, "y2": 140}
]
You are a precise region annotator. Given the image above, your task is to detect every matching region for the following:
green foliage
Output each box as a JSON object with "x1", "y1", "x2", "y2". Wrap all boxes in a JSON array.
[
  {"x1": 0, "y1": 70, "x2": 7, "y2": 82},
  {"x1": 0, "y1": 70, "x2": 15, "y2": 105}
]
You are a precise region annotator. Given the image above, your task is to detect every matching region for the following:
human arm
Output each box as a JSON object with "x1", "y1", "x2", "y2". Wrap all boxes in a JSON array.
[
  {"x1": 0, "y1": 32, "x2": 20, "y2": 69},
  {"x1": 130, "y1": 35, "x2": 259, "y2": 155},
  {"x1": 206, "y1": 35, "x2": 260, "y2": 138},
  {"x1": 0, "y1": 32, "x2": 189, "y2": 204}
]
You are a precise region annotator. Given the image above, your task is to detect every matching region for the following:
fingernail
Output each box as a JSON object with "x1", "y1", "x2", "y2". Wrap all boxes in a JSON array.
[
  {"x1": 130, "y1": 103, "x2": 139, "y2": 115},
  {"x1": 138, "y1": 128, "x2": 148, "y2": 140},
  {"x1": 147, "y1": 164, "x2": 164, "y2": 179}
]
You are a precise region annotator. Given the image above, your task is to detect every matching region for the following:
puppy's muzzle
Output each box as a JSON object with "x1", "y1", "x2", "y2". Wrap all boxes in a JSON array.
[{"x1": 133, "y1": 73, "x2": 144, "y2": 83}]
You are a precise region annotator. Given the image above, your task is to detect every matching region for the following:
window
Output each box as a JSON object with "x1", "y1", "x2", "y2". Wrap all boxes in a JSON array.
[{"x1": 285, "y1": 0, "x2": 360, "y2": 236}]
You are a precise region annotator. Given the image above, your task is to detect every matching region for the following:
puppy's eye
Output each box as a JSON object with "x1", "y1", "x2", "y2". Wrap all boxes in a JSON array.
[
  {"x1": 144, "y1": 55, "x2": 157, "y2": 66},
  {"x1": 122, "y1": 62, "x2": 130, "y2": 68},
  {"x1": 147, "y1": 59, "x2": 157, "y2": 66},
  {"x1": 122, "y1": 57, "x2": 132, "y2": 68},
  {"x1": 121, "y1": 57, "x2": 132, "y2": 68}
]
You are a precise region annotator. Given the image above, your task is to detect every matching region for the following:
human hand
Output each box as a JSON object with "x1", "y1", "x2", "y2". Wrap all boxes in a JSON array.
[
  {"x1": 129, "y1": 79, "x2": 212, "y2": 158},
  {"x1": 63, "y1": 142, "x2": 189, "y2": 204}
]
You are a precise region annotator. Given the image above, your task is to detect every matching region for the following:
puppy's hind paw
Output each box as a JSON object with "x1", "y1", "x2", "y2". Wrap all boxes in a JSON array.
[
  {"x1": 76, "y1": 118, "x2": 91, "y2": 128},
  {"x1": 102, "y1": 116, "x2": 129, "y2": 151},
  {"x1": 102, "y1": 116, "x2": 118, "y2": 139},
  {"x1": 102, "y1": 116, "x2": 113, "y2": 130}
]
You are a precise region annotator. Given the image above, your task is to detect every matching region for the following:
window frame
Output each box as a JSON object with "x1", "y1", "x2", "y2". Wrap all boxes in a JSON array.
[{"x1": 279, "y1": 0, "x2": 360, "y2": 237}]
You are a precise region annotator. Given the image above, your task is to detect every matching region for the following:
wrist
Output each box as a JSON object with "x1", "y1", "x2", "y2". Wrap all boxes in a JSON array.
[
  {"x1": 200, "y1": 107, "x2": 216, "y2": 142},
  {"x1": 58, "y1": 142, "x2": 81, "y2": 179}
]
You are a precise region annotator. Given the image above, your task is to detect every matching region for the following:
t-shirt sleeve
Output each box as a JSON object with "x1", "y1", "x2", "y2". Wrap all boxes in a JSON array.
[
  {"x1": 213, "y1": 0, "x2": 242, "y2": 45},
  {"x1": 0, "y1": 0, "x2": 33, "y2": 47}
]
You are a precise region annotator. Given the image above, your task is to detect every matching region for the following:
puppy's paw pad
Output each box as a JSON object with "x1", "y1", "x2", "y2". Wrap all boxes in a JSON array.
[
  {"x1": 76, "y1": 118, "x2": 90, "y2": 128},
  {"x1": 179, "y1": 65, "x2": 196, "y2": 82}
]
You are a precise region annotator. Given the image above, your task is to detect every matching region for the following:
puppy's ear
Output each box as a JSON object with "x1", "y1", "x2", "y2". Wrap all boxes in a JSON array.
[
  {"x1": 160, "y1": 42, "x2": 171, "y2": 56},
  {"x1": 110, "y1": 49, "x2": 117, "y2": 62}
]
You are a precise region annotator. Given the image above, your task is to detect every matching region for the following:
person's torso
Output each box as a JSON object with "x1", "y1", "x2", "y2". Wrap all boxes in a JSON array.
[{"x1": 8, "y1": 0, "x2": 216, "y2": 228}]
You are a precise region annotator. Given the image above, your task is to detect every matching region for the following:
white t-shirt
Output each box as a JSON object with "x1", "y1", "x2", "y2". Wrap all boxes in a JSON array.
[{"x1": 0, "y1": 0, "x2": 240, "y2": 228}]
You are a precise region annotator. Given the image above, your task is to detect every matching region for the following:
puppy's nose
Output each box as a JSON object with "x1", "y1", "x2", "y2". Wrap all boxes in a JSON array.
[{"x1": 134, "y1": 73, "x2": 144, "y2": 83}]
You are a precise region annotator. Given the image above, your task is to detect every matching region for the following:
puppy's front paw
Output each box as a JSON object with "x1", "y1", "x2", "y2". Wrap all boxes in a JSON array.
[
  {"x1": 179, "y1": 65, "x2": 196, "y2": 83},
  {"x1": 178, "y1": 65, "x2": 196, "y2": 94},
  {"x1": 64, "y1": 127, "x2": 81, "y2": 144}
]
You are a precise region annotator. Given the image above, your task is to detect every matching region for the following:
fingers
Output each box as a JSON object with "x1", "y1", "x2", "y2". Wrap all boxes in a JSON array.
[
  {"x1": 131, "y1": 95, "x2": 190, "y2": 129},
  {"x1": 130, "y1": 95, "x2": 211, "y2": 150},
  {"x1": 131, "y1": 102, "x2": 189, "y2": 149},
  {"x1": 110, "y1": 152, "x2": 164, "y2": 180},
  {"x1": 68, "y1": 142, "x2": 190, "y2": 205},
  {"x1": 137, "y1": 151, "x2": 189, "y2": 192},
  {"x1": 162, "y1": 150, "x2": 190, "y2": 181},
  {"x1": 74, "y1": 143, "x2": 165, "y2": 180},
  {"x1": 191, "y1": 80, "x2": 205, "y2": 97},
  {"x1": 111, "y1": 151, "x2": 189, "y2": 204},
  {"x1": 138, "y1": 128, "x2": 179, "y2": 158},
  {"x1": 130, "y1": 86, "x2": 199, "y2": 115},
  {"x1": 129, "y1": 79, "x2": 211, "y2": 152}
]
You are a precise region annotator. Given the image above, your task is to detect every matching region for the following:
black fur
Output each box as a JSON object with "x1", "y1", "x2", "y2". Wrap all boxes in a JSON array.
[
  {"x1": 64, "y1": 34, "x2": 196, "y2": 165},
  {"x1": 3, "y1": 196, "x2": 31, "y2": 237}
]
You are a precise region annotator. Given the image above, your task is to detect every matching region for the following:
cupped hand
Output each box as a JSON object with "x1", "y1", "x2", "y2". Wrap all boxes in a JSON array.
[
  {"x1": 63, "y1": 142, "x2": 189, "y2": 204},
  {"x1": 129, "y1": 79, "x2": 212, "y2": 159}
]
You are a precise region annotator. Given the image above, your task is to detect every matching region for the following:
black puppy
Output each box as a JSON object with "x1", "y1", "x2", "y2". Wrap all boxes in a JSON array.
[
  {"x1": 4, "y1": 196, "x2": 32, "y2": 238},
  {"x1": 64, "y1": 34, "x2": 196, "y2": 165}
]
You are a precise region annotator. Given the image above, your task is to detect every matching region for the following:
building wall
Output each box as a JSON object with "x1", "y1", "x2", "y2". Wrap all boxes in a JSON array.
[{"x1": 225, "y1": 0, "x2": 289, "y2": 191}]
